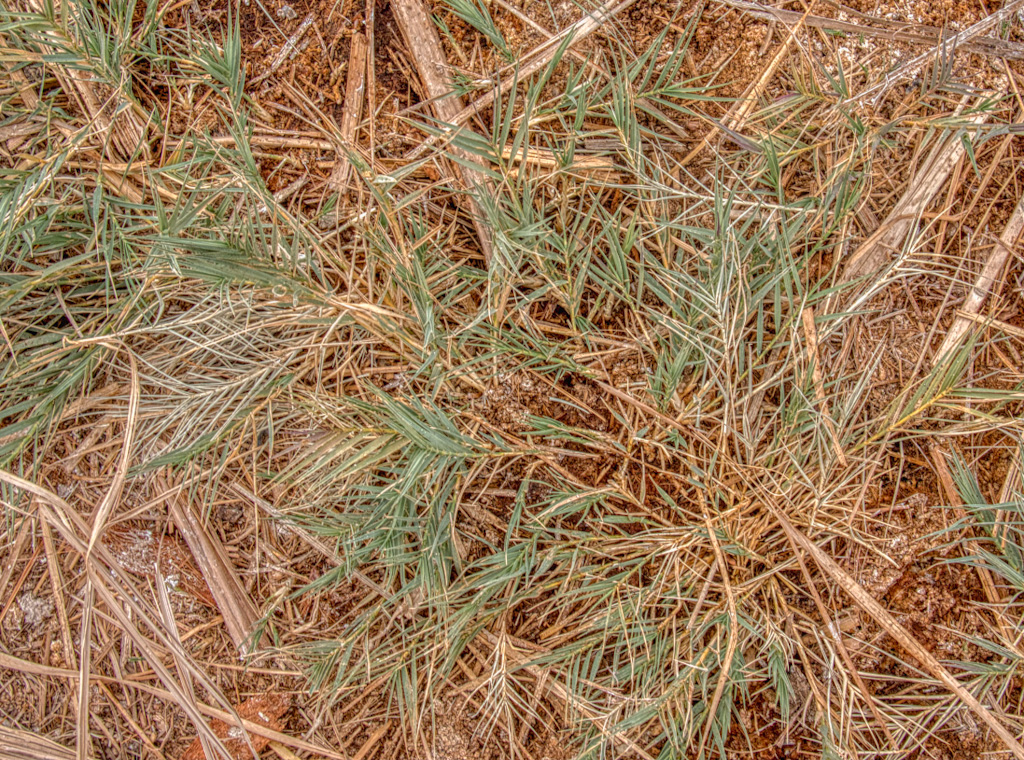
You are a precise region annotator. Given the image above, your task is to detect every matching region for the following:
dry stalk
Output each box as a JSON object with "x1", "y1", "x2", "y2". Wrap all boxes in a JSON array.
[
  {"x1": 0, "y1": 519, "x2": 33, "y2": 630},
  {"x1": 20, "y1": 0, "x2": 150, "y2": 163},
  {"x1": 934, "y1": 192, "x2": 1024, "y2": 362},
  {"x1": 0, "y1": 651, "x2": 80, "y2": 680},
  {"x1": 365, "y1": 0, "x2": 377, "y2": 170},
  {"x1": 841, "y1": 96, "x2": 991, "y2": 284},
  {"x1": 717, "y1": 0, "x2": 1024, "y2": 60},
  {"x1": 155, "y1": 569, "x2": 234, "y2": 760},
  {"x1": 0, "y1": 470, "x2": 238, "y2": 758},
  {"x1": 952, "y1": 310, "x2": 1024, "y2": 341},
  {"x1": 768, "y1": 502, "x2": 1024, "y2": 760},
  {"x1": 390, "y1": 0, "x2": 495, "y2": 264},
  {"x1": 328, "y1": 31, "x2": 368, "y2": 192},
  {"x1": 790, "y1": 542, "x2": 897, "y2": 749},
  {"x1": 157, "y1": 473, "x2": 267, "y2": 654},
  {"x1": 402, "y1": 0, "x2": 639, "y2": 163},
  {"x1": 0, "y1": 652, "x2": 344, "y2": 760},
  {"x1": 75, "y1": 583, "x2": 94, "y2": 760}
]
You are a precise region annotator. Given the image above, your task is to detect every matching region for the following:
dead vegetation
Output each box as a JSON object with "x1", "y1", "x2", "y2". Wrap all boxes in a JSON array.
[{"x1": 2, "y1": 0, "x2": 1024, "y2": 759}]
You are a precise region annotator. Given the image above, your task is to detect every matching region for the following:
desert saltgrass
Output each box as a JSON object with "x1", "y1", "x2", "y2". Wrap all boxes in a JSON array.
[{"x1": 2, "y1": 0, "x2": 1024, "y2": 758}]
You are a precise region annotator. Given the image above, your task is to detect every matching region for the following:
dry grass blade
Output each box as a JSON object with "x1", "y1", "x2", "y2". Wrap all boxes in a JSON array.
[
  {"x1": 171, "y1": 695, "x2": 345, "y2": 760},
  {"x1": 477, "y1": 630, "x2": 656, "y2": 760},
  {"x1": 952, "y1": 310, "x2": 1024, "y2": 340},
  {"x1": 696, "y1": 497, "x2": 739, "y2": 757},
  {"x1": 4, "y1": 0, "x2": 1024, "y2": 755},
  {"x1": 0, "y1": 651, "x2": 78, "y2": 680},
  {"x1": 75, "y1": 580, "x2": 94, "y2": 760},
  {"x1": 0, "y1": 519, "x2": 32, "y2": 628},
  {"x1": 0, "y1": 653, "x2": 337, "y2": 760},
  {"x1": 928, "y1": 445, "x2": 1016, "y2": 646},
  {"x1": 103, "y1": 524, "x2": 216, "y2": 607},
  {"x1": 464, "y1": 0, "x2": 638, "y2": 96},
  {"x1": 717, "y1": 0, "x2": 1024, "y2": 60},
  {"x1": 854, "y1": 0, "x2": 1024, "y2": 105},
  {"x1": 801, "y1": 307, "x2": 847, "y2": 466},
  {"x1": 798, "y1": 550, "x2": 898, "y2": 750},
  {"x1": 155, "y1": 562, "x2": 234, "y2": 760},
  {"x1": 253, "y1": 16, "x2": 316, "y2": 85},
  {"x1": 0, "y1": 470, "x2": 240, "y2": 757},
  {"x1": 86, "y1": 349, "x2": 139, "y2": 554}
]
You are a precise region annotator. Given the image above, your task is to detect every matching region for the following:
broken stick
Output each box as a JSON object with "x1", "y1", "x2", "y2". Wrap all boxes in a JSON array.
[
  {"x1": 158, "y1": 474, "x2": 268, "y2": 654},
  {"x1": 390, "y1": 0, "x2": 495, "y2": 264},
  {"x1": 934, "y1": 192, "x2": 1024, "y2": 363},
  {"x1": 328, "y1": 31, "x2": 368, "y2": 192},
  {"x1": 841, "y1": 97, "x2": 990, "y2": 284},
  {"x1": 769, "y1": 502, "x2": 1024, "y2": 760}
]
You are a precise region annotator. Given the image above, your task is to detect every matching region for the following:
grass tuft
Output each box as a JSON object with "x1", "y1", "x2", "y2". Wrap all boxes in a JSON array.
[{"x1": 3, "y1": 0, "x2": 1024, "y2": 757}]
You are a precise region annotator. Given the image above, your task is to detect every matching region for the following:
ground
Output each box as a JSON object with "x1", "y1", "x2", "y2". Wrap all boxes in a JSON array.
[{"x1": 2, "y1": 0, "x2": 1024, "y2": 758}]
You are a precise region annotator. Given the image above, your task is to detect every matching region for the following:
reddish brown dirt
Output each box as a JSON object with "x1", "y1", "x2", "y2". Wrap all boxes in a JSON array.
[{"x1": 3, "y1": 0, "x2": 1024, "y2": 758}]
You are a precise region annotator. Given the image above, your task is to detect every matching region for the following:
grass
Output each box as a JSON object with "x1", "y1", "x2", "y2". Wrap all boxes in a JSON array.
[{"x1": 2, "y1": 0, "x2": 1024, "y2": 758}]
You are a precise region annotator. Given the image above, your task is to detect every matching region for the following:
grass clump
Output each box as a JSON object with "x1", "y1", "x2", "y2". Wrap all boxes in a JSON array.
[{"x1": 2, "y1": 0, "x2": 1024, "y2": 758}]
